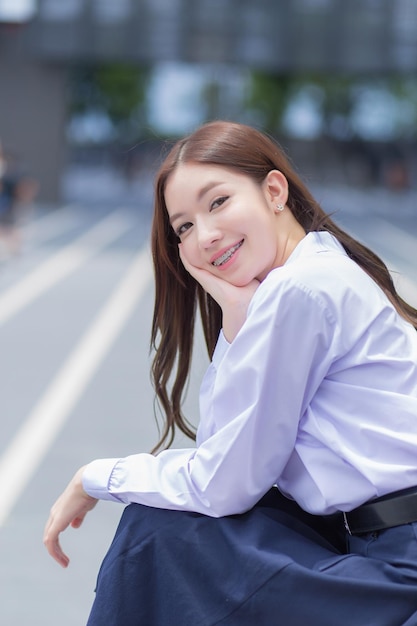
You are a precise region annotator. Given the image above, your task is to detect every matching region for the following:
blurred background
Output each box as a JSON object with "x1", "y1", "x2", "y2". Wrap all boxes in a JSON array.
[
  {"x1": 2, "y1": 0, "x2": 417, "y2": 204},
  {"x1": 1, "y1": 1, "x2": 417, "y2": 624}
]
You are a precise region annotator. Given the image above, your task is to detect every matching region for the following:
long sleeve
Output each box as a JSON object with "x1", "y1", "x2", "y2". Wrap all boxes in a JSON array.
[
  {"x1": 83, "y1": 232, "x2": 417, "y2": 515},
  {"x1": 83, "y1": 271, "x2": 336, "y2": 516}
]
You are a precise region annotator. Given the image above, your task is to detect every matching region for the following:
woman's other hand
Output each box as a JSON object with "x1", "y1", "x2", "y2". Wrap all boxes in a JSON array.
[
  {"x1": 43, "y1": 466, "x2": 98, "y2": 568},
  {"x1": 179, "y1": 245, "x2": 259, "y2": 342}
]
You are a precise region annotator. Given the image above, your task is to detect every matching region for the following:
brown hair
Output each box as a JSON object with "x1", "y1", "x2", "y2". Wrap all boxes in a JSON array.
[{"x1": 150, "y1": 120, "x2": 417, "y2": 452}]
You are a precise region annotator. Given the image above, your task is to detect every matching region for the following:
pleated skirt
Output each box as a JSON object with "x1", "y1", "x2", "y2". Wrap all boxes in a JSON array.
[{"x1": 86, "y1": 489, "x2": 417, "y2": 626}]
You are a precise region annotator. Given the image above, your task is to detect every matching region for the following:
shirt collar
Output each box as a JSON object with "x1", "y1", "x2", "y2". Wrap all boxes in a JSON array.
[{"x1": 284, "y1": 231, "x2": 344, "y2": 267}]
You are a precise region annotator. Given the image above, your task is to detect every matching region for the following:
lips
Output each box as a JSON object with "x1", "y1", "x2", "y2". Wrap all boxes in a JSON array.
[{"x1": 211, "y1": 240, "x2": 243, "y2": 267}]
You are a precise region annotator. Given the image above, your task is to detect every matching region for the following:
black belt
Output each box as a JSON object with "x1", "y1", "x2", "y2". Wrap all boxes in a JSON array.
[{"x1": 343, "y1": 486, "x2": 417, "y2": 535}]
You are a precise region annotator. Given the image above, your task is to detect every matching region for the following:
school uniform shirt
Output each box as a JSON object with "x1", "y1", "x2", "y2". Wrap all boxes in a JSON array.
[{"x1": 83, "y1": 231, "x2": 417, "y2": 516}]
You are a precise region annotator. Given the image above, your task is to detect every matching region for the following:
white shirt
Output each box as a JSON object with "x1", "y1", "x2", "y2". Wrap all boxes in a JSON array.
[{"x1": 83, "y1": 232, "x2": 417, "y2": 515}]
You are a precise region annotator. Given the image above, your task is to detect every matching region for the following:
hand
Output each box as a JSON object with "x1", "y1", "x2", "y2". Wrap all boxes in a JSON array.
[
  {"x1": 43, "y1": 466, "x2": 98, "y2": 568},
  {"x1": 179, "y1": 246, "x2": 260, "y2": 341}
]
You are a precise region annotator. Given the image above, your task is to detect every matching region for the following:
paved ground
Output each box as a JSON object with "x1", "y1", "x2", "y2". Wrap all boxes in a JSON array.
[{"x1": 0, "y1": 166, "x2": 416, "y2": 625}]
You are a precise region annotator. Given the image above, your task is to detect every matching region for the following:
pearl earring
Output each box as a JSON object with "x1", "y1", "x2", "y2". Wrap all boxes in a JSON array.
[{"x1": 275, "y1": 203, "x2": 284, "y2": 212}]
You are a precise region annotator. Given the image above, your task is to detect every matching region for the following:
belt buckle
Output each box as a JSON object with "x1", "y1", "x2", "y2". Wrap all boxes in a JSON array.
[{"x1": 343, "y1": 512, "x2": 352, "y2": 535}]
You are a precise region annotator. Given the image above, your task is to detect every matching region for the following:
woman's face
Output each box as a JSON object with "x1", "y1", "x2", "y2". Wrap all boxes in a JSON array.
[{"x1": 164, "y1": 162, "x2": 297, "y2": 287}]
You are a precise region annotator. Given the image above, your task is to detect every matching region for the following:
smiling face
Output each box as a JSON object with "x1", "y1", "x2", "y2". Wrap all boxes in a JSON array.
[{"x1": 164, "y1": 162, "x2": 304, "y2": 287}]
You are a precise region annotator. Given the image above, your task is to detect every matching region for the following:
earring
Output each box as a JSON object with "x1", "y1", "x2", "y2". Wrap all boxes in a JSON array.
[{"x1": 275, "y1": 203, "x2": 284, "y2": 212}]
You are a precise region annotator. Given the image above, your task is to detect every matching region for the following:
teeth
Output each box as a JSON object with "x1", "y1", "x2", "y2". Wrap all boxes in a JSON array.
[{"x1": 212, "y1": 241, "x2": 242, "y2": 266}]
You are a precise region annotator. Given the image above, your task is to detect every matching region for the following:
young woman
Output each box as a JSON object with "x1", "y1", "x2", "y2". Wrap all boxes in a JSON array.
[{"x1": 44, "y1": 121, "x2": 417, "y2": 625}]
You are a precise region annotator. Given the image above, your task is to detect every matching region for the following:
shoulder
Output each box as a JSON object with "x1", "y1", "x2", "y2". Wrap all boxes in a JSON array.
[
  {"x1": 270, "y1": 231, "x2": 373, "y2": 290},
  {"x1": 250, "y1": 232, "x2": 381, "y2": 321}
]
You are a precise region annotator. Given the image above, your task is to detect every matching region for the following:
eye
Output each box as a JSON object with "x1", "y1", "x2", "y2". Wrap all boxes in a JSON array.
[
  {"x1": 176, "y1": 222, "x2": 193, "y2": 237},
  {"x1": 210, "y1": 196, "x2": 228, "y2": 211}
]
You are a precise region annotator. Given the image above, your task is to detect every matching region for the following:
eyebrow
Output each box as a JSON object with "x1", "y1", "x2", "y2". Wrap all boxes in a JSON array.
[
  {"x1": 168, "y1": 180, "x2": 224, "y2": 225},
  {"x1": 197, "y1": 180, "x2": 223, "y2": 201}
]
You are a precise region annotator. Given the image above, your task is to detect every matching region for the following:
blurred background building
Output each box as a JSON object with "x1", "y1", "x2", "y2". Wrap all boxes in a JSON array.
[{"x1": 1, "y1": 0, "x2": 417, "y2": 203}]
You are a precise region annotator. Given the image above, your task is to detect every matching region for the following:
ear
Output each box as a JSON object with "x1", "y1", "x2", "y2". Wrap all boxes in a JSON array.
[{"x1": 263, "y1": 170, "x2": 289, "y2": 208}]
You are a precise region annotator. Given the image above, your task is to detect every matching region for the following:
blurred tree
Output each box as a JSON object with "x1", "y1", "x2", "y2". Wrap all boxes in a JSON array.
[
  {"x1": 245, "y1": 72, "x2": 294, "y2": 132},
  {"x1": 70, "y1": 63, "x2": 150, "y2": 141},
  {"x1": 309, "y1": 74, "x2": 355, "y2": 139},
  {"x1": 245, "y1": 70, "x2": 417, "y2": 187},
  {"x1": 246, "y1": 70, "x2": 356, "y2": 137},
  {"x1": 246, "y1": 70, "x2": 417, "y2": 142}
]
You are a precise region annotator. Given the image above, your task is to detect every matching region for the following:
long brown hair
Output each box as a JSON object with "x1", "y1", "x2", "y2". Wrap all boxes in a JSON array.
[{"x1": 150, "y1": 120, "x2": 417, "y2": 453}]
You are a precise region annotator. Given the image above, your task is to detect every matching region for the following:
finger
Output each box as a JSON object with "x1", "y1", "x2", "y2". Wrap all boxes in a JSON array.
[
  {"x1": 178, "y1": 244, "x2": 204, "y2": 275},
  {"x1": 70, "y1": 514, "x2": 86, "y2": 529},
  {"x1": 51, "y1": 542, "x2": 70, "y2": 568},
  {"x1": 178, "y1": 246, "x2": 210, "y2": 288},
  {"x1": 178, "y1": 244, "x2": 193, "y2": 274},
  {"x1": 43, "y1": 528, "x2": 70, "y2": 568}
]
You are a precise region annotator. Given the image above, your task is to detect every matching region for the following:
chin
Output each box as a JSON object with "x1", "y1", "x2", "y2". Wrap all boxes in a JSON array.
[{"x1": 229, "y1": 276, "x2": 257, "y2": 288}]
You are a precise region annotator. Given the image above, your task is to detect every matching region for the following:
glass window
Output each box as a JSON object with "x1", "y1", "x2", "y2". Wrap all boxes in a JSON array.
[
  {"x1": 92, "y1": 0, "x2": 131, "y2": 24},
  {"x1": 39, "y1": 0, "x2": 83, "y2": 21}
]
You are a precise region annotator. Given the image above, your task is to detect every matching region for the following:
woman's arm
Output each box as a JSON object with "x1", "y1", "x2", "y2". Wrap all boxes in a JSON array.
[
  {"x1": 84, "y1": 278, "x2": 335, "y2": 516},
  {"x1": 44, "y1": 272, "x2": 335, "y2": 565}
]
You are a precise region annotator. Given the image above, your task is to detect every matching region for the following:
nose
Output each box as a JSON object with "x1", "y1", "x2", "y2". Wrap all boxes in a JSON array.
[{"x1": 196, "y1": 216, "x2": 222, "y2": 249}]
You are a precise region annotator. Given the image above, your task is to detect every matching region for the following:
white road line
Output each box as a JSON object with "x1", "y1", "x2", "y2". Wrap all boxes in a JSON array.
[
  {"x1": 0, "y1": 244, "x2": 153, "y2": 527},
  {"x1": 22, "y1": 204, "x2": 82, "y2": 244},
  {"x1": 0, "y1": 210, "x2": 134, "y2": 328}
]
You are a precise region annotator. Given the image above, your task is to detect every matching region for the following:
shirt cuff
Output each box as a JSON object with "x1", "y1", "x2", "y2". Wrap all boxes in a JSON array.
[
  {"x1": 82, "y1": 457, "x2": 124, "y2": 502},
  {"x1": 212, "y1": 330, "x2": 230, "y2": 367}
]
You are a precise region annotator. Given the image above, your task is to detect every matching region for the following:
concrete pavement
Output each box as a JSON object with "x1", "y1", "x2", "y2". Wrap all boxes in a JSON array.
[{"x1": 0, "y1": 176, "x2": 416, "y2": 625}]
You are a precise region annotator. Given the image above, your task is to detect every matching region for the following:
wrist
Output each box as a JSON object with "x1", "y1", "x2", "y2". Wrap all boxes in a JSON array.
[
  {"x1": 74, "y1": 466, "x2": 94, "y2": 500},
  {"x1": 222, "y1": 302, "x2": 249, "y2": 342}
]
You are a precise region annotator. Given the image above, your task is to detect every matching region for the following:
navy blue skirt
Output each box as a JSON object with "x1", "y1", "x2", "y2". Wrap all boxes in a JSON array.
[{"x1": 86, "y1": 489, "x2": 417, "y2": 626}]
